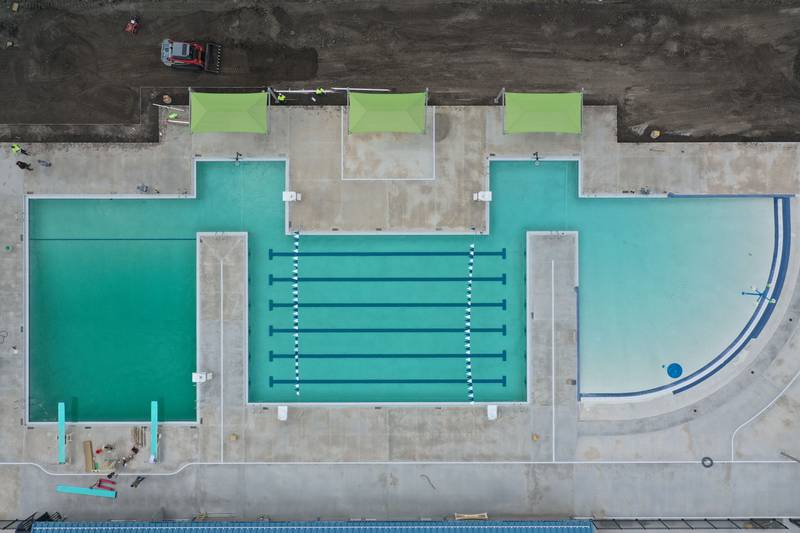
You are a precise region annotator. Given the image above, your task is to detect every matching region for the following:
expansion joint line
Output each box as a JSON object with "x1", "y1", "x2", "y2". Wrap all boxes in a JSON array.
[
  {"x1": 464, "y1": 244, "x2": 476, "y2": 403},
  {"x1": 292, "y1": 232, "x2": 301, "y2": 395}
]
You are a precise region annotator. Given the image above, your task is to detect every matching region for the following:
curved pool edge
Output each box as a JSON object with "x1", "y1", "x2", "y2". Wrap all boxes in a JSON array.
[{"x1": 579, "y1": 195, "x2": 792, "y2": 401}]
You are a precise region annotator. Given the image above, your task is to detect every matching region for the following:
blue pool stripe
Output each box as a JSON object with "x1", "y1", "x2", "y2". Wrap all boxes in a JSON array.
[
  {"x1": 269, "y1": 350, "x2": 507, "y2": 361},
  {"x1": 667, "y1": 193, "x2": 795, "y2": 199},
  {"x1": 269, "y1": 300, "x2": 507, "y2": 310},
  {"x1": 749, "y1": 196, "x2": 790, "y2": 338},
  {"x1": 269, "y1": 249, "x2": 507, "y2": 259},
  {"x1": 269, "y1": 274, "x2": 506, "y2": 284},
  {"x1": 270, "y1": 325, "x2": 507, "y2": 335},
  {"x1": 269, "y1": 376, "x2": 507, "y2": 387}
]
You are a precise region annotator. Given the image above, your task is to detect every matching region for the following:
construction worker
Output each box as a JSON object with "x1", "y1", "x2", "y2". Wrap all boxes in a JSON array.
[
  {"x1": 277, "y1": 93, "x2": 286, "y2": 104},
  {"x1": 309, "y1": 87, "x2": 328, "y2": 103},
  {"x1": 11, "y1": 144, "x2": 29, "y2": 156}
]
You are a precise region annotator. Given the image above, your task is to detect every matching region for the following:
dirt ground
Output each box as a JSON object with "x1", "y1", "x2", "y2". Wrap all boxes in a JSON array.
[{"x1": 0, "y1": 0, "x2": 799, "y2": 141}]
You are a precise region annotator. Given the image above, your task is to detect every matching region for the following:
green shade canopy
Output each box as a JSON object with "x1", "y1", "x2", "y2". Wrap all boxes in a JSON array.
[
  {"x1": 190, "y1": 92, "x2": 268, "y2": 134},
  {"x1": 503, "y1": 92, "x2": 582, "y2": 134},
  {"x1": 349, "y1": 92, "x2": 427, "y2": 134}
]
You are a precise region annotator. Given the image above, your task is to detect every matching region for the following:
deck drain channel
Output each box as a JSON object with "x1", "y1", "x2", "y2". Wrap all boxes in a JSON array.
[
  {"x1": 292, "y1": 231, "x2": 301, "y2": 395},
  {"x1": 465, "y1": 243, "x2": 475, "y2": 403}
]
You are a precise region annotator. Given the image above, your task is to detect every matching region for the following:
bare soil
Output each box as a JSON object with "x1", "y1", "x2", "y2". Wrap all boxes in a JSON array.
[{"x1": 1, "y1": 0, "x2": 799, "y2": 141}]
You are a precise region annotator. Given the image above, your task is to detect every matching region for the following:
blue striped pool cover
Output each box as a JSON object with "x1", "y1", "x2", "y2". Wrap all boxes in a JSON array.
[{"x1": 33, "y1": 521, "x2": 594, "y2": 533}]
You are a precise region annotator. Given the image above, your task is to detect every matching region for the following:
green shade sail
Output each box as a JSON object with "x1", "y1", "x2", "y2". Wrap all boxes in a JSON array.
[
  {"x1": 503, "y1": 92, "x2": 582, "y2": 134},
  {"x1": 190, "y1": 91, "x2": 268, "y2": 134},
  {"x1": 349, "y1": 92, "x2": 427, "y2": 134}
]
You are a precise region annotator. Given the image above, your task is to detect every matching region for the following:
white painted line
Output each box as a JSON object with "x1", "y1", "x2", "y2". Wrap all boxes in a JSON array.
[
  {"x1": 551, "y1": 259, "x2": 556, "y2": 463},
  {"x1": 340, "y1": 106, "x2": 436, "y2": 181},
  {"x1": 241, "y1": 233, "x2": 250, "y2": 412},
  {"x1": 730, "y1": 361, "x2": 800, "y2": 460},
  {"x1": 195, "y1": 235, "x2": 202, "y2": 426},
  {"x1": 220, "y1": 259, "x2": 225, "y2": 463},
  {"x1": 4, "y1": 458, "x2": 797, "y2": 478},
  {"x1": 24, "y1": 195, "x2": 29, "y2": 426}
]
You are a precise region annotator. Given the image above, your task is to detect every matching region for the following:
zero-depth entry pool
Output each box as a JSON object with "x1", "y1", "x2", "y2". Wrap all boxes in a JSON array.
[
  {"x1": 488, "y1": 161, "x2": 788, "y2": 398},
  {"x1": 26, "y1": 160, "x2": 787, "y2": 421}
]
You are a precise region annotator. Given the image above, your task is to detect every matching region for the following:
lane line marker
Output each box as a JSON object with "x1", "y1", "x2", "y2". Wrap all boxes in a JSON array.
[
  {"x1": 465, "y1": 244, "x2": 476, "y2": 403},
  {"x1": 292, "y1": 232, "x2": 301, "y2": 396}
]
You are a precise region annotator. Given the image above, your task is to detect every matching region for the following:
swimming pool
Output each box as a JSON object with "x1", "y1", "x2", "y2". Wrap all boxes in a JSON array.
[
  {"x1": 26, "y1": 159, "x2": 786, "y2": 421},
  {"x1": 489, "y1": 161, "x2": 787, "y2": 397}
]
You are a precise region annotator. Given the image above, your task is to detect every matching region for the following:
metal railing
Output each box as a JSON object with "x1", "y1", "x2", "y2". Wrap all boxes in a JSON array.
[
  {"x1": 593, "y1": 519, "x2": 787, "y2": 530},
  {"x1": 0, "y1": 512, "x2": 63, "y2": 532}
]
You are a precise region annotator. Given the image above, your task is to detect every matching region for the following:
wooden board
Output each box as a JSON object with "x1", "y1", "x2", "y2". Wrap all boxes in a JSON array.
[{"x1": 82, "y1": 441, "x2": 94, "y2": 472}]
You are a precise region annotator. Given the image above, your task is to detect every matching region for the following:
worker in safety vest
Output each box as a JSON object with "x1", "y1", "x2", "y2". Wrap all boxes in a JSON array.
[{"x1": 11, "y1": 144, "x2": 29, "y2": 156}]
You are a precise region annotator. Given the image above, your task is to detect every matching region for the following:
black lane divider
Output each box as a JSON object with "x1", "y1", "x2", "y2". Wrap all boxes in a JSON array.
[
  {"x1": 269, "y1": 376, "x2": 507, "y2": 387},
  {"x1": 268, "y1": 300, "x2": 507, "y2": 310},
  {"x1": 269, "y1": 325, "x2": 507, "y2": 335},
  {"x1": 269, "y1": 249, "x2": 507, "y2": 259},
  {"x1": 269, "y1": 274, "x2": 506, "y2": 284},
  {"x1": 269, "y1": 350, "x2": 507, "y2": 361}
]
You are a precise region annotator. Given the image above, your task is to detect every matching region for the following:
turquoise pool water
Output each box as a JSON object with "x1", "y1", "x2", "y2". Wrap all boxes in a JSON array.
[
  {"x1": 28, "y1": 159, "x2": 782, "y2": 420},
  {"x1": 490, "y1": 161, "x2": 780, "y2": 396}
]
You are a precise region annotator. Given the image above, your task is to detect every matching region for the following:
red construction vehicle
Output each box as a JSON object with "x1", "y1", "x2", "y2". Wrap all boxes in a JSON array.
[
  {"x1": 160, "y1": 39, "x2": 222, "y2": 73},
  {"x1": 124, "y1": 17, "x2": 140, "y2": 35}
]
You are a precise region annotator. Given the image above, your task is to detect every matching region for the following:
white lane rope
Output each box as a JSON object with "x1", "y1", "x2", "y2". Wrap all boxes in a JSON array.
[
  {"x1": 465, "y1": 244, "x2": 476, "y2": 403},
  {"x1": 292, "y1": 231, "x2": 301, "y2": 395}
]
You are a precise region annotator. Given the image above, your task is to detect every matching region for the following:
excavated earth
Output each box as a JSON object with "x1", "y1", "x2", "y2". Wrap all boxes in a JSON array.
[{"x1": 0, "y1": 0, "x2": 799, "y2": 142}]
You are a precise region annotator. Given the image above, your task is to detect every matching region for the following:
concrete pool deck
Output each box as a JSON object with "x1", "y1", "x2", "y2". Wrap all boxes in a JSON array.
[{"x1": 1, "y1": 105, "x2": 800, "y2": 518}]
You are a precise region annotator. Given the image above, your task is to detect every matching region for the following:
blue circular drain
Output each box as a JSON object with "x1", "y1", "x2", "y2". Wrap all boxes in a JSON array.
[{"x1": 666, "y1": 363, "x2": 683, "y2": 379}]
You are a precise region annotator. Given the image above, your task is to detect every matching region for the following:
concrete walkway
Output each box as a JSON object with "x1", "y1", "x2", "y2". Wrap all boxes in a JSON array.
[
  {"x1": 4, "y1": 462, "x2": 800, "y2": 520},
  {"x1": 2, "y1": 105, "x2": 800, "y2": 519}
]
